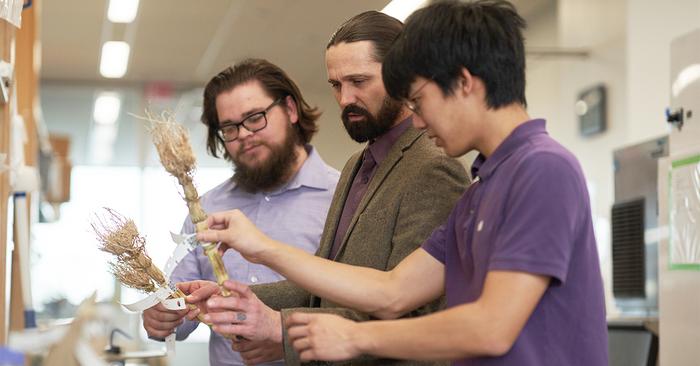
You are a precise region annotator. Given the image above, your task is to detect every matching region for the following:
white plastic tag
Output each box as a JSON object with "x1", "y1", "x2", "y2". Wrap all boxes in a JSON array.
[
  {"x1": 162, "y1": 297, "x2": 186, "y2": 310},
  {"x1": 122, "y1": 232, "x2": 200, "y2": 313},
  {"x1": 165, "y1": 333, "x2": 176, "y2": 357},
  {"x1": 122, "y1": 286, "x2": 173, "y2": 312},
  {"x1": 163, "y1": 232, "x2": 199, "y2": 280}
]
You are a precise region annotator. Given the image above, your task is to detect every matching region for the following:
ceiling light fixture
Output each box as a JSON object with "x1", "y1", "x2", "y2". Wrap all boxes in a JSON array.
[
  {"x1": 99, "y1": 41, "x2": 130, "y2": 78},
  {"x1": 381, "y1": 0, "x2": 428, "y2": 21},
  {"x1": 107, "y1": 0, "x2": 140, "y2": 23}
]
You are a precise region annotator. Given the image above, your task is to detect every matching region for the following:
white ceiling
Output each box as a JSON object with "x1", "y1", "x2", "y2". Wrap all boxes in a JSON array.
[
  {"x1": 42, "y1": 0, "x2": 389, "y2": 91},
  {"x1": 40, "y1": 0, "x2": 554, "y2": 92},
  {"x1": 38, "y1": 0, "x2": 555, "y2": 169}
]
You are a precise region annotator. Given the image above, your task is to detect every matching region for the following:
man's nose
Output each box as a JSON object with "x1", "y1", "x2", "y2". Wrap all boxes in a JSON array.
[
  {"x1": 237, "y1": 125, "x2": 254, "y2": 139},
  {"x1": 339, "y1": 88, "x2": 357, "y2": 109},
  {"x1": 412, "y1": 114, "x2": 427, "y2": 129}
]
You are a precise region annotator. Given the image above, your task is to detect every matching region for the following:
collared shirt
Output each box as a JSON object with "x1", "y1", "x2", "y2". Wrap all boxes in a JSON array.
[
  {"x1": 423, "y1": 119, "x2": 608, "y2": 366},
  {"x1": 367, "y1": 116, "x2": 413, "y2": 168},
  {"x1": 329, "y1": 117, "x2": 413, "y2": 259},
  {"x1": 171, "y1": 145, "x2": 339, "y2": 366}
]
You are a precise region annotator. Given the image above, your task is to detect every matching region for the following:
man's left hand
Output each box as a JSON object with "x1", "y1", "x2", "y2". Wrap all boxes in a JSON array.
[
  {"x1": 286, "y1": 312, "x2": 362, "y2": 362},
  {"x1": 232, "y1": 338, "x2": 284, "y2": 365},
  {"x1": 204, "y1": 280, "x2": 282, "y2": 342}
]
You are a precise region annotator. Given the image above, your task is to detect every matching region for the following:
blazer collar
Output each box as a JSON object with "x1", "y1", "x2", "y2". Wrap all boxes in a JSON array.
[{"x1": 332, "y1": 124, "x2": 424, "y2": 260}]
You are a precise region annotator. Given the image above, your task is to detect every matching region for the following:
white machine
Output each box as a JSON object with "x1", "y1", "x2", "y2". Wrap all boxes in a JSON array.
[{"x1": 658, "y1": 27, "x2": 700, "y2": 366}]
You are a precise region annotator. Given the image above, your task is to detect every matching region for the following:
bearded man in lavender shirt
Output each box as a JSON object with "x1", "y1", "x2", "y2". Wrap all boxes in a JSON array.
[{"x1": 141, "y1": 58, "x2": 339, "y2": 366}]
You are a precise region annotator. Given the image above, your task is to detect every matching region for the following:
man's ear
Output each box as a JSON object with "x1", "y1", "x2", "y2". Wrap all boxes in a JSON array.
[
  {"x1": 458, "y1": 67, "x2": 474, "y2": 97},
  {"x1": 284, "y1": 95, "x2": 299, "y2": 124}
]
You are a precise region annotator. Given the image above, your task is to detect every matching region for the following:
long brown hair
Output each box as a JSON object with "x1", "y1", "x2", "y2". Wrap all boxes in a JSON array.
[
  {"x1": 202, "y1": 58, "x2": 320, "y2": 160},
  {"x1": 327, "y1": 11, "x2": 403, "y2": 63}
]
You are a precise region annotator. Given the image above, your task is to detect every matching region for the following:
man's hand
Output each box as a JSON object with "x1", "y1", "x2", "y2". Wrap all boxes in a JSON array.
[
  {"x1": 142, "y1": 302, "x2": 188, "y2": 339},
  {"x1": 178, "y1": 280, "x2": 221, "y2": 321},
  {"x1": 286, "y1": 312, "x2": 362, "y2": 362},
  {"x1": 232, "y1": 339, "x2": 284, "y2": 365},
  {"x1": 203, "y1": 280, "x2": 282, "y2": 342},
  {"x1": 195, "y1": 209, "x2": 273, "y2": 263}
]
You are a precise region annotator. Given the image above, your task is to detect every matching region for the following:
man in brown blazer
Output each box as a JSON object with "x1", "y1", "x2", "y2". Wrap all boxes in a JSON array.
[{"x1": 184, "y1": 11, "x2": 469, "y2": 366}]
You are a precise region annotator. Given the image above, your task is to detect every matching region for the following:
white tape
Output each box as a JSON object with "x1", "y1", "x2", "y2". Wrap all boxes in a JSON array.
[
  {"x1": 164, "y1": 232, "x2": 199, "y2": 281},
  {"x1": 162, "y1": 297, "x2": 186, "y2": 310},
  {"x1": 166, "y1": 333, "x2": 176, "y2": 357},
  {"x1": 116, "y1": 232, "x2": 201, "y2": 357},
  {"x1": 122, "y1": 286, "x2": 173, "y2": 312},
  {"x1": 170, "y1": 231, "x2": 189, "y2": 244},
  {"x1": 122, "y1": 232, "x2": 200, "y2": 313}
]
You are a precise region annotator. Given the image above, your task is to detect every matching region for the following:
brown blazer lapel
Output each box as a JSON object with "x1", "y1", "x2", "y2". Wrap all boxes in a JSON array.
[
  {"x1": 317, "y1": 152, "x2": 363, "y2": 259},
  {"x1": 332, "y1": 127, "x2": 424, "y2": 261}
]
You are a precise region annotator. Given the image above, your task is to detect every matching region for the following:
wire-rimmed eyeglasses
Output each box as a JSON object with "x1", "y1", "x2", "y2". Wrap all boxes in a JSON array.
[{"x1": 404, "y1": 79, "x2": 431, "y2": 116}]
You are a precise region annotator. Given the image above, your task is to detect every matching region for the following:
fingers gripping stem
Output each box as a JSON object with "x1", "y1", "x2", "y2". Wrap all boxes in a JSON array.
[
  {"x1": 193, "y1": 219, "x2": 244, "y2": 340},
  {"x1": 171, "y1": 288, "x2": 209, "y2": 326},
  {"x1": 203, "y1": 243, "x2": 232, "y2": 297}
]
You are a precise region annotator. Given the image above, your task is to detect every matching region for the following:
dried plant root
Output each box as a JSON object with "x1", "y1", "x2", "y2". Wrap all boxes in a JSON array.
[
  {"x1": 92, "y1": 208, "x2": 209, "y2": 324},
  {"x1": 137, "y1": 110, "x2": 232, "y2": 296}
]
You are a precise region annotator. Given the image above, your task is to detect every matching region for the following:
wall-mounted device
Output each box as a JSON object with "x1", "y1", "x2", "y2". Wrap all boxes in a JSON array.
[
  {"x1": 576, "y1": 84, "x2": 607, "y2": 136},
  {"x1": 611, "y1": 135, "x2": 668, "y2": 316}
]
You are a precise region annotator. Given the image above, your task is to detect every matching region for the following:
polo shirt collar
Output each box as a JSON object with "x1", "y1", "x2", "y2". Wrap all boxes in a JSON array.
[{"x1": 471, "y1": 119, "x2": 547, "y2": 180}]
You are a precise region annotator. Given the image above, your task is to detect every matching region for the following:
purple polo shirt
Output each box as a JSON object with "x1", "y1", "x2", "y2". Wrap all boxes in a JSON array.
[{"x1": 423, "y1": 119, "x2": 608, "y2": 366}]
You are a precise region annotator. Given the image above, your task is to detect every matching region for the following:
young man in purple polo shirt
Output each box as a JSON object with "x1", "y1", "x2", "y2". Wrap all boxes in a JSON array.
[{"x1": 192, "y1": 1, "x2": 608, "y2": 365}]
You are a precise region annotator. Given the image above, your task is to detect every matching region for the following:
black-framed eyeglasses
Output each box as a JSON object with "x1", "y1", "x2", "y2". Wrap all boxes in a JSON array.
[
  {"x1": 404, "y1": 79, "x2": 431, "y2": 116},
  {"x1": 217, "y1": 97, "x2": 284, "y2": 142}
]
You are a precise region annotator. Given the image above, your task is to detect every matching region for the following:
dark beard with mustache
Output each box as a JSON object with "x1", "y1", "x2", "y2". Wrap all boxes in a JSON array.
[
  {"x1": 232, "y1": 123, "x2": 300, "y2": 193},
  {"x1": 341, "y1": 96, "x2": 403, "y2": 143}
]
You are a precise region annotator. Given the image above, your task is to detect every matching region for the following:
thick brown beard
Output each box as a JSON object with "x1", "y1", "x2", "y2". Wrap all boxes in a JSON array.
[
  {"x1": 232, "y1": 123, "x2": 301, "y2": 193},
  {"x1": 341, "y1": 96, "x2": 403, "y2": 143}
]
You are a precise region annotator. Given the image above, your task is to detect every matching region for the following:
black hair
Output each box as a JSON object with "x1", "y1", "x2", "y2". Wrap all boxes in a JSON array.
[{"x1": 383, "y1": 0, "x2": 527, "y2": 109}]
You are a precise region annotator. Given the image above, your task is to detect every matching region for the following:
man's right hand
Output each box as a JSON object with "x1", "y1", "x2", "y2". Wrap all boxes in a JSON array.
[
  {"x1": 196, "y1": 209, "x2": 274, "y2": 263},
  {"x1": 142, "y1": 302, "x2": 188, "y2": 339}
]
